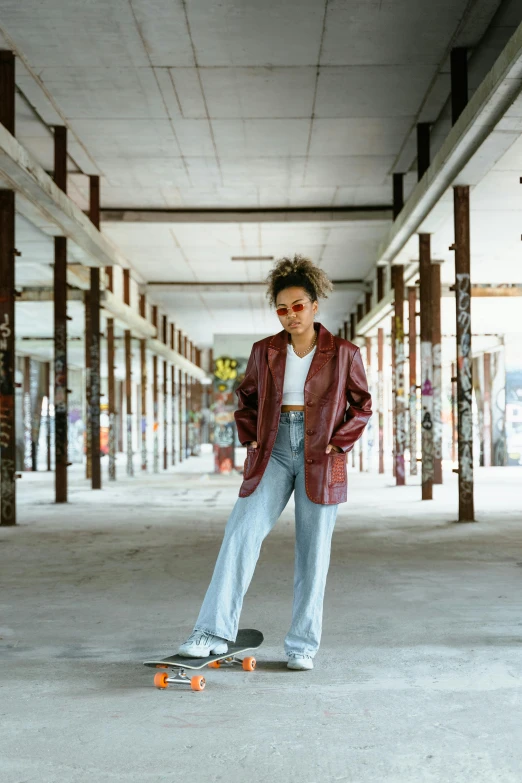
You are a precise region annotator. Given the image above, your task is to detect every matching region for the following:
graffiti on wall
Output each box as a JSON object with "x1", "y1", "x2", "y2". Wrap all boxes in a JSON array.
[
  {"x1": 456, "y1": 272, "x2": 473, "y2": 496},
  {"x1": 394, "y1": 315, "x2": 406, "y2": 483},
  {"x1": 212, "y1": 355, "x2": 248, "y2": 474}
]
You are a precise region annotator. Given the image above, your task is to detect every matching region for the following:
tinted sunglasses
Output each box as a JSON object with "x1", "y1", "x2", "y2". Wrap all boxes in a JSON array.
[{"x1": 275, "y1": 302, "x2": 308, "y2": 317}]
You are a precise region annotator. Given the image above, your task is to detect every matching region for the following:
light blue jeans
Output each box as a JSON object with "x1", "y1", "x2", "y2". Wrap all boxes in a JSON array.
[{"x1": 194, "y1": 411, "x2": 339, "y2": 657}]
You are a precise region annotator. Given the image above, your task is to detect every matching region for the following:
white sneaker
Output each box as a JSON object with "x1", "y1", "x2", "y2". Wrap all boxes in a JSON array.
[
  {"x1": 287, "y1": 654, "x2": 314, "y2": 670},
  {"x1": 178, "y1": 630, "x2": 228, "y2": 658}
]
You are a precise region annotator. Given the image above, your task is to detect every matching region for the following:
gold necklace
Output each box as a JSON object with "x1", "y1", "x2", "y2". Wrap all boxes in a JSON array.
[{"x1": 292, "y1": 334, "x2": 317, "y2": 357}]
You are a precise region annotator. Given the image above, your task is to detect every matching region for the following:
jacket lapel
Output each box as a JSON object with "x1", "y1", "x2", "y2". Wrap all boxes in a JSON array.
[
  {"x1": 305, "y1": 323, "x2": 336, "y2": 385},
  {"x1": 268, "y1": 329, "x2": 288, "y2": 396}
]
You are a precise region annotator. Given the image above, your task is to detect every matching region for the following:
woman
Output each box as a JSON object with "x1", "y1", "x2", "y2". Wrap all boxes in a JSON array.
[{"x1": 178, "y1": 255, "x2": 372, "y2": 670}]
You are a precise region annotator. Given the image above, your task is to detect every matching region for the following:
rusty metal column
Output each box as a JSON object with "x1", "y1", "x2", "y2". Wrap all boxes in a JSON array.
[
  {"x1": 451, "y1": 362, "x2": 457, "y2": 466},
  {"x1": 391, "y1": 314, "x2": 396, "y2": 478},
  {"x1": 393, "y1": 265, "x2": 406, "y2": 485},
  {"x1": 162, "y1": 316, "x2": 168, "y2": 470},
  {"x1": 84, "y1": 291, "x2": 91, "y2": 480},
  {"x1": 53, "y1": 126, "x2": 68, "y2": 503},
  {"x1": 0, "y1": 188, "x2": 16, "y2": 523},
  {"x1": 377, "y1": 267, "x2": 385, "y2": 303},
  {"x1": 151, "y1": 306, "x2": 159, "y2": 472},
  {"x1": 431, "y1": 261, "x2": 442, "y2": 484},
  {"x1": 44, "y1": 362, "x2": 52, "y2": 471},
  {"x1": 123, "y1": 270, "x2": 133, "y2": 476},
  {"x1": 419, "y1": 233, "x2": 434, "y2": 500},
  {"x1": 170, "y1": 324, "x2": 177, "y2": 465},
  {"x1": 22, "y1": 356, "x2": 32, "y2": 470},
  {"x1": 107, "y1": 317, "x2": 116, "y2": 480},
  {"x1": 483, "y1": 353, "x2": 492, "y2": 467},
  {"x1": 139, "y1": 294, "x2": 147, "y2": 472},
  {"x1": 89, "y1": 176, "x2": 101, "y2": 489},
  {"x1": 140, "y1": 338, "x2": 147, "y2": 471},
  {"x1": 0, "y1": 53, "x2": 16, "y2": 523},
  {"x1": 178, "y1": 331, "x2": 184, "y2": 463},
  {"x1": 452, "y1": 185, "x2": 474, "y2": 521},
  {"x1": 408, "y1": 286, "x2": 418, "y2": 476},
  {"x1": 377, "y1": 327, "x2": 384, "y2": 474},
  {"x1": 365, "y1": 337, "x2": 373, "y2": 471},
  {"x1": 185, "y1": 337, "x2": 191, "y2": 457}
]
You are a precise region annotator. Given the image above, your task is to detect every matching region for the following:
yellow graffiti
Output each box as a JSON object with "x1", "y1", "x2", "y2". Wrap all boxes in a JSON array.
[{"x1": 214, "y1": 356, "x2": 238, "y2": 382}]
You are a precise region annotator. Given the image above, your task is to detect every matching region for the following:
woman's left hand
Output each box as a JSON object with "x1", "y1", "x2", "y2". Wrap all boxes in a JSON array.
[{"x1": 325, "y1": 443, "x2": 343, "y2": 454}]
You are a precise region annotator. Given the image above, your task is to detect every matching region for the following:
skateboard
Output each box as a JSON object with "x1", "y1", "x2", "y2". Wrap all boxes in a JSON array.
[{"x1": 144, "y1": 628, "x2": 264, "y2": 691}]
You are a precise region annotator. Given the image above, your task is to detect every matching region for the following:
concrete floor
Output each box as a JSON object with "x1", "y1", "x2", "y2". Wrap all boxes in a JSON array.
[{"x1": 1, "y1": 457, "x2": 522, "y2": 782}]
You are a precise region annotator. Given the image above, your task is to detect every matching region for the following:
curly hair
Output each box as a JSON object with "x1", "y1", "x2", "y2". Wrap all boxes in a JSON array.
[{"x1": 265, "y1": 254, "x2": 334, "y2": 308}]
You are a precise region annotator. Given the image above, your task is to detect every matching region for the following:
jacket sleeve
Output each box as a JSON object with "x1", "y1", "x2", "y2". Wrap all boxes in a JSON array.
[
  {"x1": 329, "y1": 347, "x2": 372, "y2": 453},
  {"x1": 234, "y1": 345, "x2": 259, "y2": 446}
]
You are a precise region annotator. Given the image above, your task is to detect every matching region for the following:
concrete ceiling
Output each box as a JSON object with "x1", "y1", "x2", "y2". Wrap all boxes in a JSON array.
[{"x1": 3, "y1": 0, "x2": 522, "y2": 348}]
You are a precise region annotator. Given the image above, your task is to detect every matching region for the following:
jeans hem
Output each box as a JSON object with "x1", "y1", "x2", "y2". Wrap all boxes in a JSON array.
[{"x1": 193, "y1": 624, "x2": 236, "y2": 643}]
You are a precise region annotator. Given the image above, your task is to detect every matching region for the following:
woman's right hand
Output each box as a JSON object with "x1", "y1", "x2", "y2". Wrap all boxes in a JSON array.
[{"x1": 248, "y1": 441, "x2": 258, "y2": 449}]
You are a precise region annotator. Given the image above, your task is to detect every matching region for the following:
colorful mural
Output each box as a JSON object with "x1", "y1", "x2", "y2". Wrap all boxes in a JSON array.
[{"x1": 212, "y1": 354, "x2": 248, "y2": 474}]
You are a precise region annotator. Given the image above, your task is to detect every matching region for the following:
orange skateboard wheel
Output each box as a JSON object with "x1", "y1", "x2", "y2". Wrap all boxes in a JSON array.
[
  {"x1": 242, "y1": 656, "x2": 256, "y2": 671},
  {"x1": 154, "y1": 671, "x2": 169, "y2": 689},
  {"x1": 208, "y1": 661, "x2": 221, "y2": 669},
  {"x1": 191, "y1": 675, "x2": 206, "y2": 691}
]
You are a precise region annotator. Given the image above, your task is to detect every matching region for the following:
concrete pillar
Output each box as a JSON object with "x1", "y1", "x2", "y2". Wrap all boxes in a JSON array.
[
  {"x1": 408, "y1": 286, "x2": 418, "y2": 476},
  {"x1": 53, "y1": 126, "x2": 68, "y2": 504},
  {"x1": 452, "y1": 185, "x2": 474, "y2": 522},
  {"x1": 419, "y1": 233, "x2": 434, "y2": 500}
]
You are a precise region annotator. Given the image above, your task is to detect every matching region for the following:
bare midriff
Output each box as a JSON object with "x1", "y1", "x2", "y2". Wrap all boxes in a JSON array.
[{"x1": 281, "y1": 405, "x2": 305, "y2": 411}]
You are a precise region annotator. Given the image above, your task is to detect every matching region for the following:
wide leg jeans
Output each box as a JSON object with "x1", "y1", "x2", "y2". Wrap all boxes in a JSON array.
[{"x1": 193, "y1": 411, "x2": 339, "y2": 657}]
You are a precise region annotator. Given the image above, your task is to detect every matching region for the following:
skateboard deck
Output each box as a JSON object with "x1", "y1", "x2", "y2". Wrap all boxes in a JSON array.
[{"x1": 144, "y1": 629, "x2": 263, "y2": 691}]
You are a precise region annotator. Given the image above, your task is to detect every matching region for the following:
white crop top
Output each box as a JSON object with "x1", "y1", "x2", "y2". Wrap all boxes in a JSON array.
[{"x1": 282, "y1": 343, "x2": 317, "y2": 405}]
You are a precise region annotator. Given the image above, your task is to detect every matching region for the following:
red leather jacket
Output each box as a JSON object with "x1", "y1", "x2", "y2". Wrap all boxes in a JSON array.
[{"x1": 234, "y1": 322, "x2": 372, "y2": 505}]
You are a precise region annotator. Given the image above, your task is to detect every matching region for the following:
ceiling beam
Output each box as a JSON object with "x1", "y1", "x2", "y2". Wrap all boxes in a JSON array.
[
  {"x1": 375, "y1": 20, "x2": 522, "y2": 267},
  {"x1": 101, "y1": 207, "x2": 393, "y2": 224},
  {"x1": 145, "y1": 338, "x2": 211, "y2": 382},
  {"x1": 145, "y1": 279, "x2": 372, "y2": 293},
  {"x1": 0, "y1": 123, "x2": 136, "y2": 273}
]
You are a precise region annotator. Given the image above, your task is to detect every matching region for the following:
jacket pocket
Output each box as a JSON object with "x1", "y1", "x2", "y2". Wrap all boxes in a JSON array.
[
  {"x1": 243, "y1": 447, "x2": 259, "y2": 480},
  {"x1": 327, "y1": 453, "x2": 347, "y2": 487}
]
